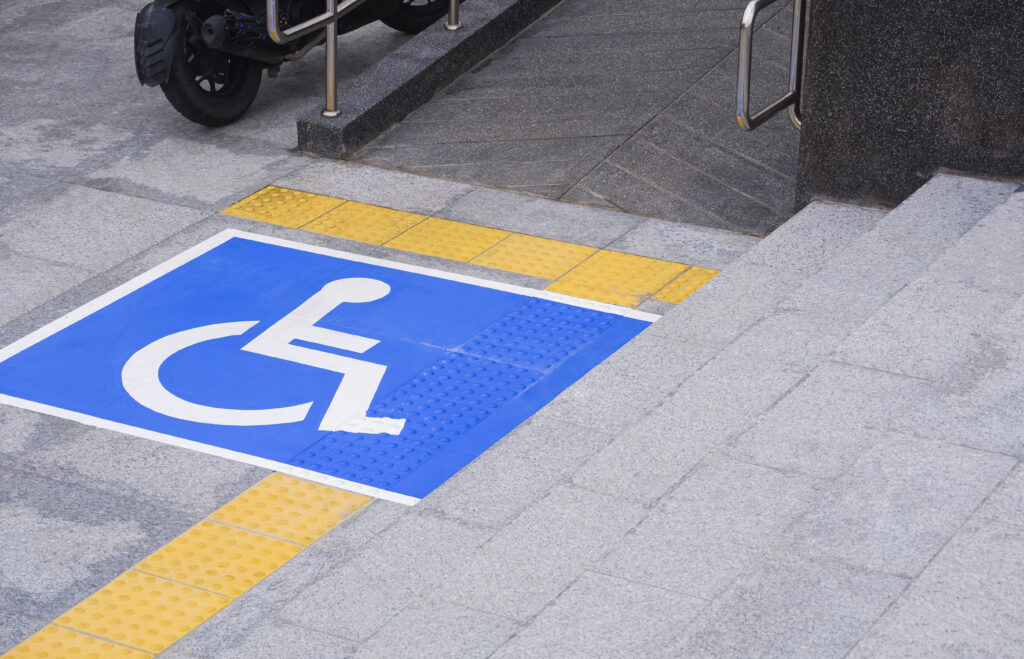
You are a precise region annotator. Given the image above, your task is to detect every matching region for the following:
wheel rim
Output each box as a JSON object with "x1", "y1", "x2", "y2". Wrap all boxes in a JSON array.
[{"x1": 182, "y1": 4, "x2": 250, "y2": 97}]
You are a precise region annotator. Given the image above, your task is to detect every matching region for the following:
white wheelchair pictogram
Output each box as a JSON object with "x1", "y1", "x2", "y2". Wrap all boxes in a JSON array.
[{"x1": 121, "y1": 278, "x2": 406, "y2": 435}]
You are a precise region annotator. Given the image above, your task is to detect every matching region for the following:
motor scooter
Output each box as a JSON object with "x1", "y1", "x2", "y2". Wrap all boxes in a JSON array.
[{"x1": 133, "y1": 0, "x2": 447, "y2": 126}]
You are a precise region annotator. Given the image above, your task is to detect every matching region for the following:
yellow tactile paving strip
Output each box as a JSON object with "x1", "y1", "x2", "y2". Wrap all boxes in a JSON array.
[
  {"x1": 5, "y1": 474, "x2": 370, "y2": 658},
  {"x1": 221, "y1": 186, "x2": 719, "y2": 308}
]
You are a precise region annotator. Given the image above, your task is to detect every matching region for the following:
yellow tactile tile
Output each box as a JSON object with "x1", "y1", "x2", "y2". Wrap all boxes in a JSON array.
[
  {"x1": 384, "y1": 217, "x2": 510, "y2": 262},
  {"x1": 545, "y1": 281, "x2": 642, "y2": 308},
  {"x1": 55, "y1": 571, "x2": 229, "y2": 654},
  {"x1": 304, "y1": 201, "x2": 427, "y2": 245},
  {"x1": 134, "y1": 521, "x2": 303, "y2": 598},
  {"x1": 208, "y1": 473, "x2": 371, "y2": 545},
  {"x1": 655, "y1": 266, "x2": 719, "y2": 303},
  {"x1": 221, "y1": 186, "x2": 344, "y2": 228},
  {"x1": 4, "y1": 625, "x2": 153, "y2": 658},
  {"x1": 556, "y1": 250, "x2": 688, "y2": 298},
  {"x1": 471, "y1": 233, "x2": 597, "y2": 279}
]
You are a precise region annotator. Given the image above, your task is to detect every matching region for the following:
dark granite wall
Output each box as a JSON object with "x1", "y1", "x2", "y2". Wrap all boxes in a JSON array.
[{"x1": 796, "y1": 0, "x2": 1024, "y2": 208}]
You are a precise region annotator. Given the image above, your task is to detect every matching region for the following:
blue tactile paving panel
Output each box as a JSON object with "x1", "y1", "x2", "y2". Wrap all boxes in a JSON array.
[{"x1": 0, "y1": 231, "x2": 654, "y2": 503}]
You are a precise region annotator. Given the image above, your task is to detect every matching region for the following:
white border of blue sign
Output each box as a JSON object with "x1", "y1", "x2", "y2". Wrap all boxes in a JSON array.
[{"x1": 0, "y1": 230, "x2": 659, "y2": 505}]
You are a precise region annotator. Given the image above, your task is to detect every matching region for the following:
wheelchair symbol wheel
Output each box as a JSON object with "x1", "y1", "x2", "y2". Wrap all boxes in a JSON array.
[{"x1": 121, "y1": 278, "x2": 406, "y2": 435}]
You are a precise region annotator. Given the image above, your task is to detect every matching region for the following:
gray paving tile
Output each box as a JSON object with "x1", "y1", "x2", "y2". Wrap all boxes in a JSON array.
[
  {"x1": 834, "y1": 276, "x2": 1017, "y2": 380},
  {"x1": 163, "y1": 619, "x2": 356, "y2": 659},
  {"x1": 442, "y1": 68, "x2": 710, "y2": 101},
  {"x1": 0, "y1": 184, "x2": 205, "y2": 274},
  {"x1": 640, "y1": 116, "x2": 796, "y2": 213},
  {"x1": 0, "y1": 248, "x2": 91, "y2": 328},
  {"x1": 562, "y1": 163, "x2": 734, "y2": 233},
  {"x1": 603, "y1": 138, "x2": 784, "y2": 235},
  {"x1": 377, "y1": 113, "x2": 646, "y2": 146},
  {"x1": 436, "y1": 184, "x2": 641, "y2": 247},
  {"x1": 79, "y1": 136, "x2": 309, "y2": 211},
  {"x1": 977, "y1": 463, "x2": 1024, "y2": 528},
  {"x1": 780, "y1": 233, "x2": 930, "y2": 319},
  {"x1": 849, "y1": 519, "x2": 1024, "y2": 658},
  {"x1": 526, "y1": 9, "x2": 739, "y2": 39},
  {"x1": 597, "y1": 456, "x2": 821, "y2": 598},
  {"x1": 570, "y1": 407, "x2": 709, "y2": 505},
  {"x1": 420, "y1": 415, "x2": 613, "y2": 529},
  {"x1": 360, "y1": 135, "x2": 625, "y2": 171},
  {"x1": 430, "y1": 484, "x2": 646, "y2": 622},
  {"x1": 716, "y1": 308, "x2": 860, "y2": 374},
  {"x1": 607, "y1": 217, "x2": 759, "y2": 270},
  {"x1": 927, "y1": 193, "x2": 1024, "y2": 294},
  {"x1": 0, "y1": 173, "x2": 58, "y2": 207},
  {"x1": 357, "y1": 598, "x2": 518, "y2": 659},
  {"x1": 895, "y1": 310, "x2": 1024, "y2": 456},
  {"x1": 404, "y1": 91, "x2": 677, "y2": 127},
  {"x1": 0, "y1": 117, "x2": 138, "y2": 180},
  {"x1": 648, "y1": 262, "x2": 807, "y2": 348},
  {"x1": 275, "y1": 161, "x2": 475, "y2": 216},
  {"x1": 869, "y1": 173, "x2": 1016, "y2": 252},
  {"x1": 279, "y1": 510, "x2": 492, "y2": 641},
  {"x1": 635, "y1": 297, "x2": 676, "y2": 316},
  {"x1": 541, "y1": 334, "x2": 719, "y2": 432},
  {"x1": 788, "y1": 434, "x2": 1014, "y2": 576},
  {"x1": 673, "y1": 553, "x2": 908, "y2": 657},
  {"x1": 723, "y1": 361, "x2": 930, "y2": 479},
  {"x1": 741, "y1": 201, "x2": 885, "y2": 276},
  {"x1": 573, "y1": 350, "x2": 803, "y2": 503},
  {"x1": 15, "y1": 425, "x2": 267, "y2": 518},
  {"x1": 167, "y1": 500, "x2": 406, "y2": 655},
  {"x1": 493, "y1": 571, "x2": 703, "y2": 659},
  {"x1": 401, "y1": 159, "x2": 599, "y2": 191},
  {"x1": 0, "y1": 467, "x2": 194, "y2": 626}
]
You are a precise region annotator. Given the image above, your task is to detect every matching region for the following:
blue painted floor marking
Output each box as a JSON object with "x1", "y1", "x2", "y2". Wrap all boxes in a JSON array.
[{"x1": 0, "y1": 231, "x2": 654, "y2": 503}]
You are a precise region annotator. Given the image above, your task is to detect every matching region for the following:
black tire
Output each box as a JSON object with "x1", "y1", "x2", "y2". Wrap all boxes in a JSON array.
[
  {"x1": 160, "y1": 1, "x2": 261, "y2": 126},
  {"x1": 381, "y1": 0, "x2": 452, "y2": 34}
]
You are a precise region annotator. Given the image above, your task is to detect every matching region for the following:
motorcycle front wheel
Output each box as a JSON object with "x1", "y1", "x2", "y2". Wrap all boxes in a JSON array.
[
  {"x1": 382, "y1": 0, "x2": 452, "y2": 34},
  {"x1": 161, "y1": 1, "x2": 262, "y2": 127}
]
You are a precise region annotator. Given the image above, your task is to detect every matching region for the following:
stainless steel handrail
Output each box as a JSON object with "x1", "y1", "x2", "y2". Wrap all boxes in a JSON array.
[
  {"x1": 736, "y1": 0, "x2": 807, "y2": 131},
  {"x1": 266, "y1": 0, "x2": 370, "y2": 117},
  {"x1": 266, "y1": 0, "x2": 367, "y2": 44}
]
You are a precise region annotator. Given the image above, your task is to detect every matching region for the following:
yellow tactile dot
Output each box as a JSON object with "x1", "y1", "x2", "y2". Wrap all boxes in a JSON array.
[
  {"x1": 384, "y1": 217, "x2": 510, "y2": 262},
  {"x1": 221, "y1": 186, "x2": 344, "y2": 228},
  {"x1": 4, "y1": 625, "x2": 153, "y2": 658},
  {"x1": 545, "y1": 281, "x2": 642, "y2": 308},
  {"x1": 471, "y1": 233, "x2": 597, "y2": 279},
  {"x1": 556, "y1": 250, "x2": 687, "y2": 298},
  {"x1": 55, "y1": 571, "x2": 229, "y2": 654},
  {"x1": 208, "y1": 473, "x2": 371, "y2": 545},
  {"x1": 134, "y1": 521, "x2": 303, "y2": 598},
  {"x1": 303, "y1": 201, "x2": 427, "y2": 244},
  {"x1": 655, "y1": 266, "x2": 719, "y2": 303}
]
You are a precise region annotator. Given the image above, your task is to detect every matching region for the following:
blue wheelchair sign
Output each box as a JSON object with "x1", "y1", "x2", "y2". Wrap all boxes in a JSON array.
[{"x1": 0, "y1": 231, "x2": 654, "y2": 504}]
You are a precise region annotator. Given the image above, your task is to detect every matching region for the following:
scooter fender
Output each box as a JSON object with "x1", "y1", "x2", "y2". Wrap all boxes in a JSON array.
[{"x1": 134, "y1": 0, "x2": 182, "y2": 86}]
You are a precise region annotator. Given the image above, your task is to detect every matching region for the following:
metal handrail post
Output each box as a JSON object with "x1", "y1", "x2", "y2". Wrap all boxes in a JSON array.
[
  {"x1": 323, "y1": 0, "x2": 339, "y2": 118},
  {"x1": 445, "y1": 0, "x2": 461, "y2": 30}
]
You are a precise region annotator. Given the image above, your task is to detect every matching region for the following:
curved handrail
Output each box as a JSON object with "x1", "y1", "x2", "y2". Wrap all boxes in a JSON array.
[{"x1": 736, "y1": 0, "x2": 807, "y2": 131}]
